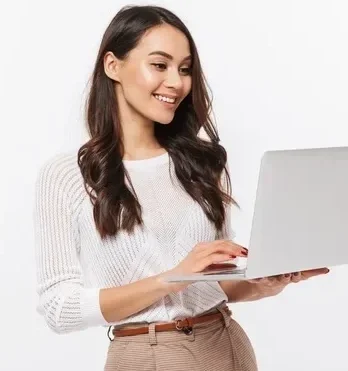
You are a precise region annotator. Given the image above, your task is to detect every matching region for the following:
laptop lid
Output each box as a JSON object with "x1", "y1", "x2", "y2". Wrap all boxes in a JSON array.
[{"x1": 245, "y1": 146, "x2": 348, "y2": 279}]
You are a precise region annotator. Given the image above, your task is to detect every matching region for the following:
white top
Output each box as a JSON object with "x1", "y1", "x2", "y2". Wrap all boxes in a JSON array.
[{"x1": 33, "y1": 150, "x2": 235, "y2": 334}]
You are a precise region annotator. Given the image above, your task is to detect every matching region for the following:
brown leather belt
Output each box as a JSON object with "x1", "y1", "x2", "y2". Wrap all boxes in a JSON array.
[{"x1": 112, "y1": 306, "x2": 231, "y2": 338}]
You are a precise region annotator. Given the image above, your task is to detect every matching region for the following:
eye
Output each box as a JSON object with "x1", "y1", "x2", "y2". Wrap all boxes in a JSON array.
[
  {"x1": 179, "y1": 67, "x2": 192, "y2": 76},
  {"x1": 151, "y1": 63, "x2": 167, "y2": 71}
]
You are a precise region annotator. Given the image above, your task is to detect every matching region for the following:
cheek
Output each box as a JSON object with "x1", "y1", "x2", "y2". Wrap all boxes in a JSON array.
[{"x1": 132, "y1": 64, "x2": 161, "y2": 92}]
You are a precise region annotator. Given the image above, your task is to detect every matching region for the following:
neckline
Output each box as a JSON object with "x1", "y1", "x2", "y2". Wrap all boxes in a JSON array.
[{"x1": 122, "y1": 151, "x2": 169, "y2": 170}]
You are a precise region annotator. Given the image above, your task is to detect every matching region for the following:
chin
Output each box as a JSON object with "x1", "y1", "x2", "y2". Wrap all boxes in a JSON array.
[
  {"x1": 155, "y1": 118, "x2": 174, "y2": 125},
  {"x1": 150, "y1": 113, "x2": 175, "y2": 125}
]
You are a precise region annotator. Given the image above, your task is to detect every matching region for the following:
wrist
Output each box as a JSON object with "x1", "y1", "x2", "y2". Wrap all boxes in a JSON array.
[
  {"x1": 154, "y1": 270, "x2": 189, "y2": 295},
  {"x1": 230, "y1": 281, "x2": 263, "y2": 302},
  {"x1": 153, "y1": 272, "x2": 177, "y2": 295}
]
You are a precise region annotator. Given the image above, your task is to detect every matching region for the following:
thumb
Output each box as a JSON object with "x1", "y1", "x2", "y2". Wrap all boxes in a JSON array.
[{"x1": 302, "y1": 267, "x2": 330, "y2": 278}]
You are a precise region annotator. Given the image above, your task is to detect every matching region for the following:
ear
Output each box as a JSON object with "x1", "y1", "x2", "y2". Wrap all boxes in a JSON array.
[{"x1": 103, "y1": 51, "x2": 122, "y2": 82}]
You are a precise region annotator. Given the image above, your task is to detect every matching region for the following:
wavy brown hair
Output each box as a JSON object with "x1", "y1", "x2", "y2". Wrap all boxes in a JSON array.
[{"x1": 78, "y1": 5, "x2": 238, "y2": 239}]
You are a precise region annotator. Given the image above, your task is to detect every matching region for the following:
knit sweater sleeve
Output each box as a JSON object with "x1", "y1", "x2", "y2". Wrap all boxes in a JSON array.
[{"x1": 33, "y1": 155, "x2": 109, "y2": 334}]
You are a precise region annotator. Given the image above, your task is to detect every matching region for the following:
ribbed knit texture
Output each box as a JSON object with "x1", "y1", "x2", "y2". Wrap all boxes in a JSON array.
[{"x1": 33, "y1": 150, "x2": 235, "y2": 334}]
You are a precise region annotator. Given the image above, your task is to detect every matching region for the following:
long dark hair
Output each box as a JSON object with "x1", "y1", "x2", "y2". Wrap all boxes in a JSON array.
[{"x1": 78, "y1": 5, "x2": 238, "y2": 239}]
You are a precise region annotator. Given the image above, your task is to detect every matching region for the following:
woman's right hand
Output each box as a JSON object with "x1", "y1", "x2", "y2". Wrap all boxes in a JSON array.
[{"x1": 158, "y1": 239, "x2": 248, "y2": 293}]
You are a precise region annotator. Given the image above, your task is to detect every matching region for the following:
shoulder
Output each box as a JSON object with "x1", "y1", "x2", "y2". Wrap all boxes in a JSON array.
[
  {"x1": 35, "y1": 151, "x2": 85, "y2": 203},
  {"x1": 36, "y1": 151, "x2": 80, "y2": 183}
]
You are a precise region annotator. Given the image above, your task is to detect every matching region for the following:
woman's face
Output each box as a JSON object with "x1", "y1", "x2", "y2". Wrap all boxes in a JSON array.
[{"x1": 106, "y1": 23, "x2": 192, "y2": 125}]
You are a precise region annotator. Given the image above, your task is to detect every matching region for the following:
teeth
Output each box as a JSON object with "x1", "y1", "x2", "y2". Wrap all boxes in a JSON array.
[{"x1": 154, "y1": 94, "x2": 176, "y2": 103}]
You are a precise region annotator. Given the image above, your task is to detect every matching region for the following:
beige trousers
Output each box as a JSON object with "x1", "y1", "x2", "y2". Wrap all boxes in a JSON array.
[{"x1": 104, "y1": 303, "x2": 258, "y2": 371}]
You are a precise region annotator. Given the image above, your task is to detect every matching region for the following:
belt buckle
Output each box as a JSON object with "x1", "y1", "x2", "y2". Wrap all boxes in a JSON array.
[{"x1": 175, "y1": 319, "x2": 193, "y2": 335}]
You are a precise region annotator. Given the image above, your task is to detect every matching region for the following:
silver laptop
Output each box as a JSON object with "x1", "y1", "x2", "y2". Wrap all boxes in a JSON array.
[{"x1": 164, "y1": 146, "x2": 348, "y2": 282}]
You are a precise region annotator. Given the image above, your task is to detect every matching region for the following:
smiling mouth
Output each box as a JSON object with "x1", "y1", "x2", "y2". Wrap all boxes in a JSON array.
[{"x1": 153, "y1": 94, "x2": 177, "y2": 104}]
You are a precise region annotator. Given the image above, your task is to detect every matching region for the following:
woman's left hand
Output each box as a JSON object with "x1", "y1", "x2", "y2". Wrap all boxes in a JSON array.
[{"x1": 247, "y1": 267, "x2": 330, "y2": 298}]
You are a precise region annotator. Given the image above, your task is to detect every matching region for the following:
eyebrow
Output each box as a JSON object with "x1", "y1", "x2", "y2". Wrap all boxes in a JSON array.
[{"x1": 148, "y1": 51, "x2": 192, "y2": 62}]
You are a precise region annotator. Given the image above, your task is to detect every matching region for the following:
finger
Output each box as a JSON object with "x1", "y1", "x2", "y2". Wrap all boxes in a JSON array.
[
  {"x1": 219, "y1": 240, "x2": 249, "y2": 256},
  {"x1": 197, "y1": 241, "x2": 248, "y2": 259},
  {"x1": 194, "y1": 240, "x2": 248, "y2": 256},
  {"x1": 290, "y1": 272, "x2": 302, "y2": 283},
  {"x1": 301, "y1": 268, "x2": 330, "y2": 278},
  {"x1": 208, "y1": 253, "x2": 236, "y2": 264},
  {"x1": 210, "y1": 240, "x2": 248, "y2": 253},
  {"x1": 223, "y1": 240, "x2": 248, "y2": 253},
  {"x1": 194, "y1": 253, "x2": 235, "y2": 272},
  {"x1": 268, "y1": 275, "x2": 283, "y2": 285},
  {"x1": 277, "y1": 273, "x2": 292, "y2": 285}
]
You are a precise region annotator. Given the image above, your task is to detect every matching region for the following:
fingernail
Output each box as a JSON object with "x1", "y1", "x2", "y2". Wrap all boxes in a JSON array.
[
  {"x1": 325, "y1": 269, "x2": 330, "y2": 274},
  {"x1": 241, "y1": 251, "x2": 248, "y2": 256},
  {"x1": 230, "y1": 255, "x2": 236, "y2": 258}
]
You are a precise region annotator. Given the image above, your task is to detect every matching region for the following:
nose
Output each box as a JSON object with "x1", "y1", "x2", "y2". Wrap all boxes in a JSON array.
[{"x1": 164, "y1": 69, "x2": 184, "y2": 91}]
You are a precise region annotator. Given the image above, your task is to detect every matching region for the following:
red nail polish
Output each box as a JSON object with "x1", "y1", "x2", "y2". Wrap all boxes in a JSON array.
[{"x1": 241, "y1": 251, "x2": 248, "y2": 256}]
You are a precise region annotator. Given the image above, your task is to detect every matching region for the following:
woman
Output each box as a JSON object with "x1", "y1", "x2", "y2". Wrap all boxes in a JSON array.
[{"x1": 34, "y1": 5, "x2": 328, "y2": 370}]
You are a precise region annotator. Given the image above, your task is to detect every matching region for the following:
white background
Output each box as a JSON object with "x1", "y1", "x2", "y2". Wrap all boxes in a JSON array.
[{"x1": 1, "y1": 0, "x2": 348, "y2": 370}]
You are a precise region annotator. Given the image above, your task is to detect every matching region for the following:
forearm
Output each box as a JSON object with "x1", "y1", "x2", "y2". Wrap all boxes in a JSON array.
[
  {"x1": 219, "y1": 280, "x2": 265, "y2": 303},
  {"x1": 100, "y1": 274, "x2": 173, "y2": 322}
]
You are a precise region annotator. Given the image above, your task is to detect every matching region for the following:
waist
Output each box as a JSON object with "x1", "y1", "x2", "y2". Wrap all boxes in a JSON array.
[{"x1": 110, "y1": 305, "x2": 231, "y2": 338}]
